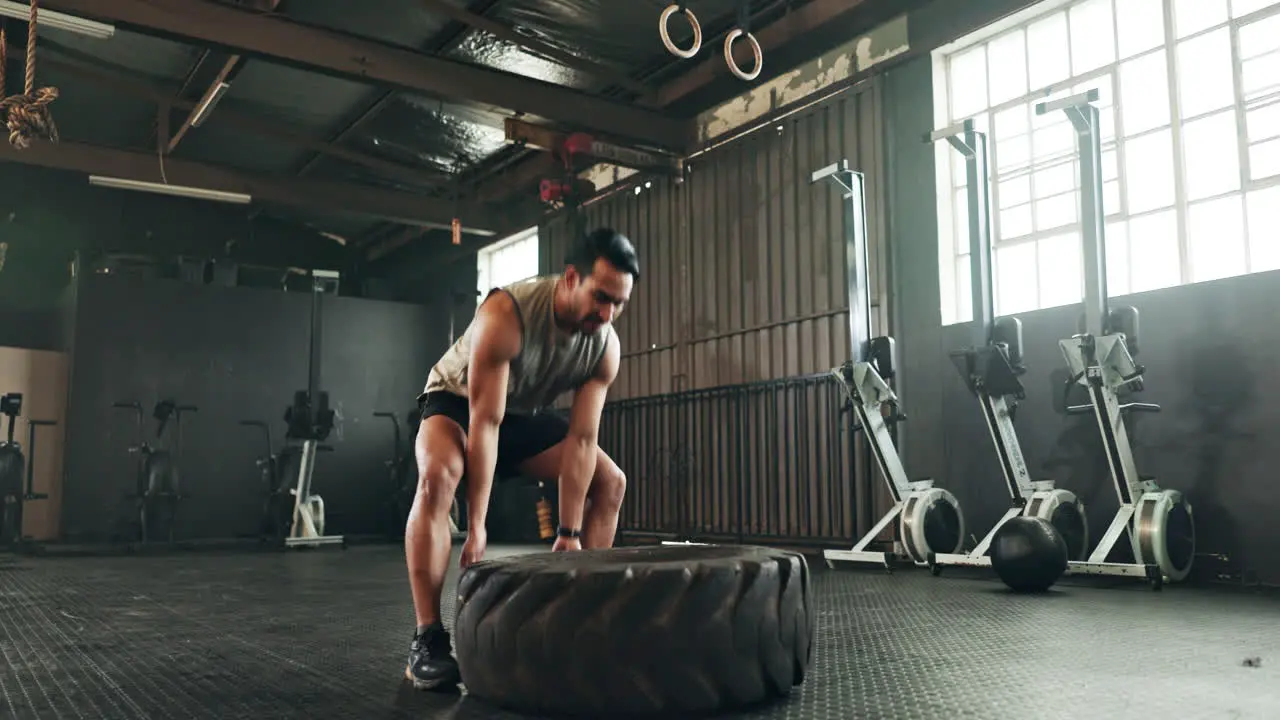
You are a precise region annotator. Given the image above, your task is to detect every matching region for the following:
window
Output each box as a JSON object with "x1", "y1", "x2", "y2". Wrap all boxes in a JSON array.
[
  {"x1": 477, "y1": 226, "x2": 539, "y2": 296},
  {"x1": 933, "y1": 0, "x2": 1280, "y2": 325}
]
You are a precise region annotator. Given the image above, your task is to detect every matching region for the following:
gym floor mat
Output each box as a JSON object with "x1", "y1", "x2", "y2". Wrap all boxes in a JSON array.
[{"x1": 1, "y1": 545, "x2": 1278, "y2": 719}]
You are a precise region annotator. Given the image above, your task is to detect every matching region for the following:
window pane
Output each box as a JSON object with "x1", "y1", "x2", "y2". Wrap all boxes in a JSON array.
[
  {"x1": 1182, "y1": 110, "x2": 1241, "y2": 200},
  {"x1": 1027, "y1": 12, "x2": 1071, "y2": 91},
  {"x1": 955, "y1": 254, "x2": 973, "y2": 323},
  {"x1": 1239, "y1": 14, "x2": 1280, "y2": 58},
  {"x1": 1119, "y1": 50, "x2": 1171, "y2": 136},
  {"x1": 1250, "y1": 137, "x2": 1280, "y2": 179},
  {"x1": 950, "y1": 45, "x2": 988, "y2": 119},
  {"x1": 1124, "y1": 128, "x2": 1176, "y2": 213},
  {"x1": 954, "y1": 188, "x2": 971, "y2": 253},
  {"x1": 1105, "y1": 219, "x2": 1131, "y2": 296},
  {"x1": 1117, "y1": 0, "x2": 1165, "y2": 58},
  {"x1": 988, "y1": 29, "x2": 1029, "y2": 105},
  {"x1": 1128, "y1": 209, "x2": 1181, "y2": 291},
  {"x1": 1032, "y1": 120, "x2": 1075, "y2": 161},
  {"x1": 1188, "y1": 195, "x2": 1247, "y2": 282},
  {"x1": 1174, "y1": 0, "x2": 1229, "y2": 38},
  {"x1": 1038, "y1": 231, "x2": 1083, "y2": 308},
  {"x1": 1246, "y1": 102, "x2": 1280, "y2": 142},
  {"x1": 1000, "y1": 204, "x2": 1034, "y2": 239},
  {"x1": 999, "y1": 175, "x2": 1032, "y2": 207},
  {"x1": 998, "y1": 135, "x2": 1031, "y2": 171},
  {"x1": 1178, "y1": 29, "x2": 1235, "y2": 117},
  {"x1": 1232, "y1": 0, "x2": 1280, "y2": 17},
  {"x1": 1070, "y1": 0, "x2": 1116, "y2": 74},
  {"x1": 1241, "y1": 52, "x2": 1280, "y2": 101},
  {"x1": 1102, "y1": 148, "x2": 1119, "y2": 181},
  {"x1": 1104, "y1": 179, "x2": 1122, "y2": 215},
  {"x1": 996, "y1": 242, "x2": 1039, "y2": 313},
  {"x1": 953, "y1": 151, "x2": 969, "y2": 186},
  {"x1": 994, "y1": 104, "x2": 1030, "y2": 140},
  {"x1": 1036, "y1": 192, "x2": 1078, "y2": 230},
  {"x1": 1247, "y1": 186, "x2": 1280, "y2": 271},
  {"x1": 1033, "y1": 162, "x2": 1076, "y2": 199}
]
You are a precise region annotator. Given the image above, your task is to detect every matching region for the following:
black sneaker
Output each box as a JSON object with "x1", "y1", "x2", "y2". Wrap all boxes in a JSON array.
[{"x1": 404, "y1": 623, "x2": 461, "y2": 690}]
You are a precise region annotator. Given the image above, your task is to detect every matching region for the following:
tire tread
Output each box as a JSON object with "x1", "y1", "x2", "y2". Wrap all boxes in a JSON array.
[{"x1": 454, "y1": 545, "x2": 814, "y2": 716}]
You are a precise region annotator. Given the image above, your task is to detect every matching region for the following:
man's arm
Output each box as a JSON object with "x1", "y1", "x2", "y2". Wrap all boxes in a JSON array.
[
  {"x1": 465, "y1": 292, "x2": 522, "y2": 531},
  {"x1": 557, "y1": 329, "x2": 621, "y2": 534}
]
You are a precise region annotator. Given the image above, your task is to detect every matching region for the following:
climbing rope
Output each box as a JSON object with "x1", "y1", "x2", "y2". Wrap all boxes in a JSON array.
[{"x1": 0, "y1": 0, "x2": 59, "y2": 150}]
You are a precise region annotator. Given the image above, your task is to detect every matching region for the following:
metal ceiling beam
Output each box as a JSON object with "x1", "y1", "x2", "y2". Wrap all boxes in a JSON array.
[
  {"x1": 469, "y1": 0, "x2": 879, "y2": 206},
  {"x1": 415, "y1": 0, "x2": 654, "y2": 103},
  {"x1": 43, "y1": 55, "x2": 450, "y2": 188},
  {"x1": 293, "y1": 0, "x2": 498, "y2": 179},
  {"x1": 44, "y1": 0, "x2": 692, "y2": 150},
  {"x1": 0, "y1": 139, "x2": 496, "y2": 233},
  {"x1": 167, "y1": 0, "x2": 283, "y2": 152},
  {"x1": 503, "y1": 118, "x2": 683, "y2": 176}
]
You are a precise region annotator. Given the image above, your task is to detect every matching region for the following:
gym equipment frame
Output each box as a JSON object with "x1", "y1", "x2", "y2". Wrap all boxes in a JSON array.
[
  {"x1": 926, "y1": 120, "x2": 1089, "y2": 573},
  {"x1": 1039, "y1": 90, "x2": 1194, "y2": 589},
  {"x1": 814, "y1": 160, "x2": 965, "y2": 571}
]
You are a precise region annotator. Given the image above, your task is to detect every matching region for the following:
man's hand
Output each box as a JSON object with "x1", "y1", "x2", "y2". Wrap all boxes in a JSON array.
[
  {"x1": 552, "y1": 535, "x2": 582, "y2": 552},
  {"x1": 460, "y1": 526, "x2": 487, "y2": 568}
]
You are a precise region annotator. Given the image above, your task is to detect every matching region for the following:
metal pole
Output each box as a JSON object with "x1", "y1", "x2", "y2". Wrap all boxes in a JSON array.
[
  {"x1": 1037, "y1": 89, "x2": 1106, "y2": 335},
  {"x1": 811, "y1": 161, "x2": 871, "y2": 363},
  {"x1": 927, "y1": 119, "x2": 993, "y2": 347}
]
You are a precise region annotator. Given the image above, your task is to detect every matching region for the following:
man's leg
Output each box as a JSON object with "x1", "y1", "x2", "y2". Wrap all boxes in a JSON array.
[
  {"x1": 518, "y1": 443, "x2": 627, "y2": 549},
  {"x1": 404, "y1": 410, "x2": 467, "y2": 690}
]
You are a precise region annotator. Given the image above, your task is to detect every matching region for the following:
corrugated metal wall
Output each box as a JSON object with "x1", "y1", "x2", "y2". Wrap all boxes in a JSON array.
[{"x1": 539, "y1": 80, "x2": 889, "y2": 544}]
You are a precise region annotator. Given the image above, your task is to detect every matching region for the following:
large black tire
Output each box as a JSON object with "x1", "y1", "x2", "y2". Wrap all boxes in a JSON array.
[{"x1": 454, "y1": 544, "x2": 814, "y2": 717}]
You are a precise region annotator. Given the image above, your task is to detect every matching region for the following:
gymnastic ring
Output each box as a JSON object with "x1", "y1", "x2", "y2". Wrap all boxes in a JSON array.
[
  {"x1": 660, "y1": 4, "x2": 702, "y2": 59},
  {"x1": 723, "y1": 28, "x2": 762, "y2": 81}
]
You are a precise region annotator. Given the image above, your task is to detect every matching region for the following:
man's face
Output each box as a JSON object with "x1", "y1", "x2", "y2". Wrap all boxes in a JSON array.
[{"x1": 563, "y1": 257, "x2": 633, "y2": 334}]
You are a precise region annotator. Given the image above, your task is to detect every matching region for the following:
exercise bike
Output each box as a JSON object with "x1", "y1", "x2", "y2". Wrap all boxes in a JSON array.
[
  {"x1": 813, "y1": 160, "x2": 966, "y2": 571},
  {"x1": 113, "y1": 399, "x2": 197, "y2": 545},
  {"x1": 268, "y1": 390, "x2": 345, "y2": 549},
  {"x1": 373, "y1": 409, "x2": 465, "y2": 540},
  {"x1": 239, "y1": 417, "x2": 321, "y2": 542},
  {"x1": 0, "y1": 393, "x2": 56, "y2": 549},
  {"x1": 1037, "y1": 90, "x2": 1194, "y2": 589},
  {"x1": 925, "y1": 119, "x2": 1089, "y2": 573}
]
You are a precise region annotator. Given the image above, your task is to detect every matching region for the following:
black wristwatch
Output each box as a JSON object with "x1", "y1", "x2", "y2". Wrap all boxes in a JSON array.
[{"x1": 557, "y1": 526, "x2": 582, "y2": 539}]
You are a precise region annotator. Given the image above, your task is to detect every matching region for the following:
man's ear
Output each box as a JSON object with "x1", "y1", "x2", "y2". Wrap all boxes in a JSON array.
[{"x1": 562, "y1": 265, "x2": 581, "y2": 289}]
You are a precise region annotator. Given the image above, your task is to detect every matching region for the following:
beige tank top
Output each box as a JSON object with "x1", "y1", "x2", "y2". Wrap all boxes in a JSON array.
[{"x1": 423, "y1": 274, "x2": 613, "y2": 415}]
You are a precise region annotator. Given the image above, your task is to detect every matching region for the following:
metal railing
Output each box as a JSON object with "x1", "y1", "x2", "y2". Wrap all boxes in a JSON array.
[{"x1": 600, "y1": 372, "x2": 863, "y2": 547}]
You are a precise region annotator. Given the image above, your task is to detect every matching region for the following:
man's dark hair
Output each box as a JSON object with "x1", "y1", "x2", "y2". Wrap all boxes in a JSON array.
[{"x1": 566, "y1": 227, "x2": 640, "y2": 279}]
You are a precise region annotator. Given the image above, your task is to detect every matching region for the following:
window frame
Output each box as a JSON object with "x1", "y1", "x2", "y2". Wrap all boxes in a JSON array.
[
  {"x1": 932, "y1": 0, "x2": 1280, "y2": 326},
  {"x1": 476, "y1": 225, "x2": 540, "y2": 296}
]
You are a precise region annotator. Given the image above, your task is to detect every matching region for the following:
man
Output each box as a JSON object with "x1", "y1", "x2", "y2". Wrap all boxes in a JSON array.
[{"x1": 403, "y1": 227, "x2": 638, "y2": 691}]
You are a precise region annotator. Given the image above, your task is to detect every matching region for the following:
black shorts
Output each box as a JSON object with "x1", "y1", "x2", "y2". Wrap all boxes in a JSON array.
[{"x1": 417, "y1": 391, "x2": 569, "y2": 478}]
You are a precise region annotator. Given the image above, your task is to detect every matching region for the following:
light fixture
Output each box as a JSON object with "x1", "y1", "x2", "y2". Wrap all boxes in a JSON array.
[
  {"x1": 190, "y1": 82, "x2": 231, "y2": 128},
  {"x1": 88, "y1": 176, "x2": 252, "y2": 204},
  {"x1": 0, "y1": 1, "x2": 115, "y2": 39}
]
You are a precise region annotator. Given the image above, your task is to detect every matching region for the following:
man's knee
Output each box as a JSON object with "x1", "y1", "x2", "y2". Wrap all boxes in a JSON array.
[
  {"x1": 419, "y1": 458, "x2": 463, "y2": 514},
  {"x1": 590, "y1": 460, "x2": 627, "y2": 511}
]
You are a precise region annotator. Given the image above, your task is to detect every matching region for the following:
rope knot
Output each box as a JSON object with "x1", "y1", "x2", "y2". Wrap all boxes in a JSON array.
[{"x1": 1, "y1": 86, "x2": 59, "y2": 149}]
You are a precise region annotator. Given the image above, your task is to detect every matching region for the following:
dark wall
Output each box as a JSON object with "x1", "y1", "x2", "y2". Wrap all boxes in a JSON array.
[
  {"x1": 61, "y1": 272, "x2": 445, "y2": 542},
  {"x1": 882, "y1": 55, "x2": 1280, "y2": 586},
  {"x1": 0, "y1": 162, "x2": 352, "y2": 351}
]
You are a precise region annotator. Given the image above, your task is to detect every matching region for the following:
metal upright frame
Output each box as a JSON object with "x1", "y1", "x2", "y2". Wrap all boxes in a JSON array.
[
  {"x1": 926, "y1": 119, "x2": 1090, "y2": 570},
  {"x1": 815, "y1": 161, "x2": 965, "y2": 570},
  {"x1": 1038, "y1": 90, "x2": 1193, "y2": 588}
]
